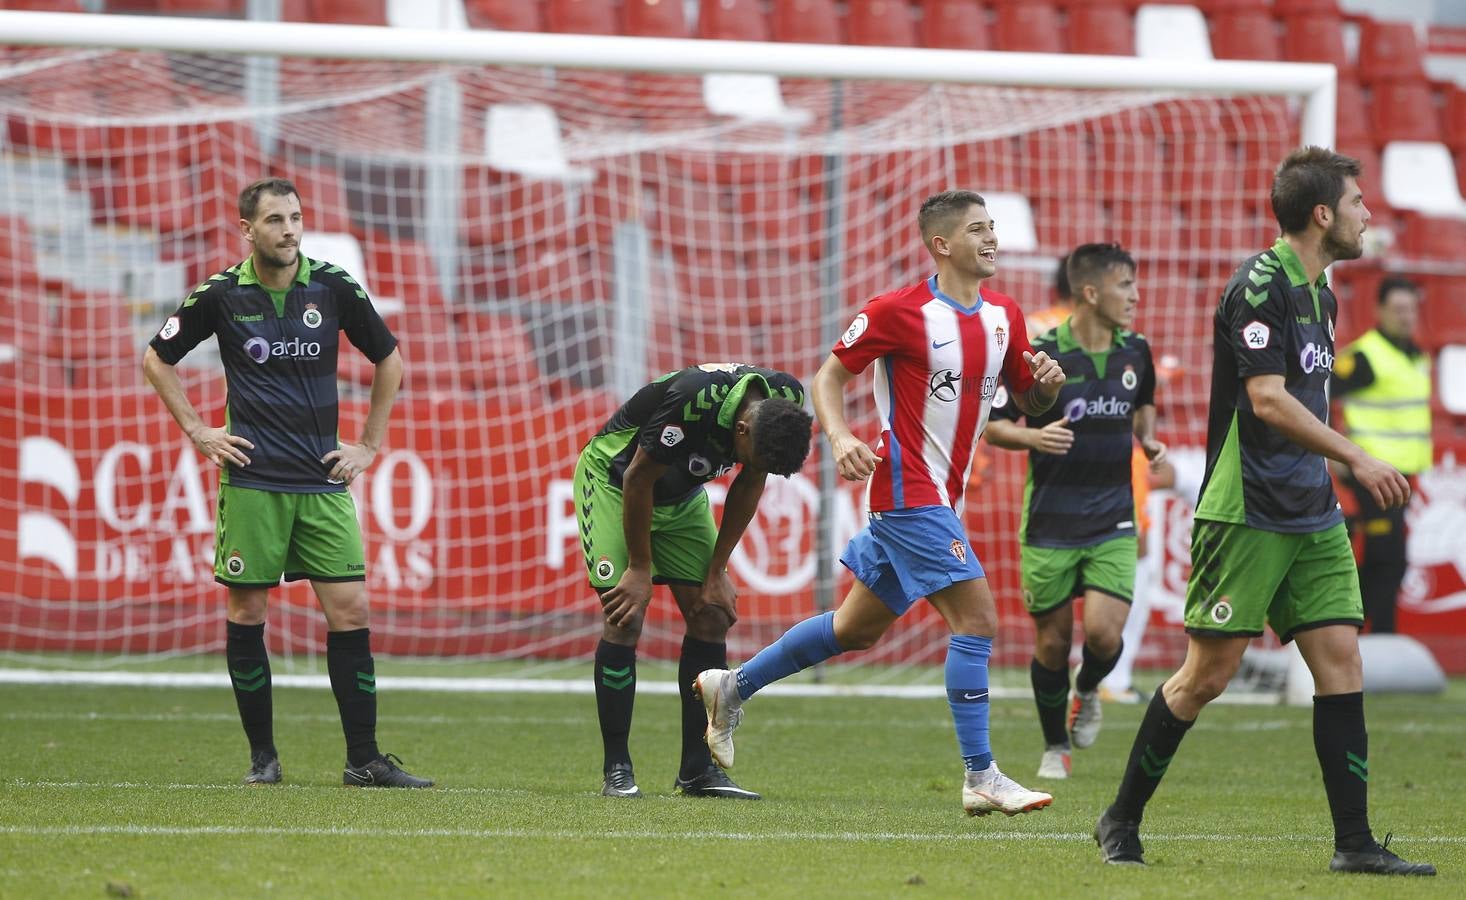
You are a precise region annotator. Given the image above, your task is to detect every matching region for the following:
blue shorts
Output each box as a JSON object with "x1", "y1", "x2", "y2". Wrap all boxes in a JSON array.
[{"x1": 839, "y1": 505, "x2": 986, "y2": 615}]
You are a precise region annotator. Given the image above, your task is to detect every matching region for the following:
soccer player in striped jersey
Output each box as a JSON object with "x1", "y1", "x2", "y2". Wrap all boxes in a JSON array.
[
  {"x1": 143, "y1": 177, "x2": 431, "y2": 789},
  {"x1": 985, "y1": 243, "x2": 1167, "y2": 781},
  {"x1": 697, "y1": 190, "x2": 1065, "y2": 815}
]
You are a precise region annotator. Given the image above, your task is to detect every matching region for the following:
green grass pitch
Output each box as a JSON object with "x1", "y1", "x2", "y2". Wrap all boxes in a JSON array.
[{"x1": 2, "y1": 674, "x2": 1461, "y2": 898}]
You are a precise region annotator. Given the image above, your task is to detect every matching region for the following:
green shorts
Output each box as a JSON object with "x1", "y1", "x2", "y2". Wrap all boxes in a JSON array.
[
  {"x1": 573, "y1": 452, "x2": 717, "y2": 589},
  {"x1": 1185, "y1": 520, "x2": 1361, "y2": 643},
  {"x1": 214, "y1": 484, "x2": 366, "y2": 588},
  {"x1": 1020, "y1": 536, "x2": 1137, "y2": 616}
]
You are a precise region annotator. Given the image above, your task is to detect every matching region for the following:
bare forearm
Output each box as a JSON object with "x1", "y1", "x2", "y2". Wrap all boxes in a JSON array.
[
  {"x1": 709, "y1": 471, "x2": 766, "y2": 574},
  {"x1": 1253, "y1": 389, "x2": 1366, "y2": 467},
  {"x1": 1133, "y1": 405, "x2": 1157, "y2": 444},
  {"x1": 1014, "y1": 386, "x2": 1057, "y2": 418},
  {"x1": 359, "y1": 349, "x2": 402, "y2": 451},
  {"x1": 143, "y1": 349, "x2": 206, "y2": 439},
  {"x1": 983, "y1": 419, "x2": 1035, "y2": 451},
  {"x1": 812, "y1": 355, "x2": 856, "y2": 443},
  {"x1": 620, "y1": 468, "x2": 658, "y2": 571}
]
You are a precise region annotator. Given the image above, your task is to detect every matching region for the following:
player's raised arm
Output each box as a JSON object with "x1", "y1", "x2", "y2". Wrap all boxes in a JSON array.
[
  {"x1": 1013, "y1": 349, "x2": 1065, "y2": 416},
  {"x1": 812, "y1": 352, "x2": 881, "y2": 481}
]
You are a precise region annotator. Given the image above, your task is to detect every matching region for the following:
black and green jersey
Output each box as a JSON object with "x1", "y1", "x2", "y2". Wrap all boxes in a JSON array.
[
  {"x1": 581, "y1": 363, "x2": 805, "y2": 506},
  {"x1": 1193, "y1": 237, "x2": 1342, "y2": 533},
  {"x1": 149, "y1": 254, "x2": 398, "y2": 494},
  {"x1": 993, "y1": 320, "x2": 1155, "y2": 548}
]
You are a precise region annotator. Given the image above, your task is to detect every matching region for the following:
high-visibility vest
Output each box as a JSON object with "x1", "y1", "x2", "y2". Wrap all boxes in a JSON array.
[{"x1": 1339, "y1": 329, "x2": 1432, "y2": 474}]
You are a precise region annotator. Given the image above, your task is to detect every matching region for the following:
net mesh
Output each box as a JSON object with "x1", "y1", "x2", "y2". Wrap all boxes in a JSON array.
[{"x1": 0, "y1": 45, "x2": 1302, "y2": 676}]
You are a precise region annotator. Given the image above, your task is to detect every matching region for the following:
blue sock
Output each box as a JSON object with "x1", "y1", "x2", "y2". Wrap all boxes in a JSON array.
[
  {"x1": 947, "y1": 634, "x2": 993, "y2": 772},
  {"x1": 735, "y1": 611, "x2": 842, "y2": 700}
]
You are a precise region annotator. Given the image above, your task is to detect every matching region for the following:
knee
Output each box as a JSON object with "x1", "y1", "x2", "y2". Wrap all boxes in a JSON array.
[
  {"x1": 601, "y1": 619, "x2": 642, "y2": 645},
  {"x1": 951, "y1": 607, "x2": 998, "y2": 638},
  {"x1": 833, "y1": 623, "x2": 881, "y2": 652},
  {"x1": 685, "y1": 605, "x2": 733, "y2": 643},
  {"x1": 1172, "y1": 672, "x2": 1230, "y2": 708},
  {"x1": 1033, "y1": 631, "x2": 1070, "y2": 667},
  {"x1": 1086, "y1": 628, "x2": 1123, "y2": 659}
]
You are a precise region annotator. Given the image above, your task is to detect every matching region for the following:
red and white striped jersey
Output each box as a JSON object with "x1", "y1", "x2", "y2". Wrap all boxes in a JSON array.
[{"x1": 832, "y1": 275, "x2": 1036, "y2": 514}]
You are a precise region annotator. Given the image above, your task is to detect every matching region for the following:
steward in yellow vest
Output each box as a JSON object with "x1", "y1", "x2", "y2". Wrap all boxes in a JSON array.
[{"x1": 1331, "y1": 276, "x2": 1431, "y2": 634}]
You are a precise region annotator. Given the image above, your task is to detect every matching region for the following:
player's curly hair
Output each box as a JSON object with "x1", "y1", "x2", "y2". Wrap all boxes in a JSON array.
[{"x1": 752, "y1": 398, "x2": 814, "y2": 476}]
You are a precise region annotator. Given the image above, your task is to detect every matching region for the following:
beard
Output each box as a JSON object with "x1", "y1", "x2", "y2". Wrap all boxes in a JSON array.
[
  {"x1": 255, "y1": 243, "x2": 298, "y2": 271},
  {"x1": 1321, "y1": 220, "x2": 1364, "y2": 262}
]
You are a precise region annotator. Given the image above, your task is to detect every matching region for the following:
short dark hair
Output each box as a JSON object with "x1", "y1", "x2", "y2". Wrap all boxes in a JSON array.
[
  {"x1": 1377, "y1": 275, "x2": 1420, "y2": 306},
  {"x1": 1066, "y1": 243, "x2": 1135, "y2": 294},
  {"x1": 752, "y1": 398, "x2": 814, "y2": 476},
  {"x1": 1054, "y1": 253, "x2": 1072, "y2": 301},
  {"x1": 239, "y1": 177, "x2": 300, "y2": 221},
  {"x1": 918, "y1": 190, "x2": 987, "y2": 246},
  {"x1": 1270, "y1": 146, "x2": 1361, "y2": 236}
]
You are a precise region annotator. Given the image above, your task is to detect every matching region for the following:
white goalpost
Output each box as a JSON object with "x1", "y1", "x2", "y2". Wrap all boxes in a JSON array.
[{"x1": 0, "y1": 9, "x2": 1335, "y2": 691}]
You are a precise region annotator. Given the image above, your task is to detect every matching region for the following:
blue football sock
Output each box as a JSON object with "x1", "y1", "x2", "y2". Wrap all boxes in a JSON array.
[
  {"x1": 947, "y1": 634, "x2": 993, "y2": 771},
  {"x1": 735, "y1": 611, "x2": 842, "y2": 700}
]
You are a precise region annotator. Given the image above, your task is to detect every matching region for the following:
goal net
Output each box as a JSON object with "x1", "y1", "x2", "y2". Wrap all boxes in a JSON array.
[{"x1": 0, "y1": 17, "x2": 1331, "y2": 679}]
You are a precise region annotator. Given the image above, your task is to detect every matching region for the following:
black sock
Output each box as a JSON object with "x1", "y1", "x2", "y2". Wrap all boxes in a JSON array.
[
  {"x1": 326, "y1": 628, "x2": 379, "y2": 768},
  {"x1": 1030, "y1": 658, "x2": 1071, "y2": 748},
  {"x1": 226, "y1": 621, "x2": 274, "y2": 756},
  {"x1": 1314, "y1": 692, "x2": 1374, "y2": 852},
  {"x1": 1110, "y1": 686, "x2": 1194, "y2": 823},
  {"x1": 595, "y1": 640, "x2": 636, "y2": 772},
  {"x1": 679, "y1": 635, "x2": 726, "y2": 779},
  {"x1": 1076, "y1": 639, "x2": 1123, "y2": 695}
]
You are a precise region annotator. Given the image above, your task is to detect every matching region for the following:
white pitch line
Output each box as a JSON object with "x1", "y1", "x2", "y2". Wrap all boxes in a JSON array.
[
  {"x1": 0, "y1": 668, "x2": 1288, "y2": 704},
  {"x1": 0, "y1": 823, "x2": 1461, "y2": 844}
]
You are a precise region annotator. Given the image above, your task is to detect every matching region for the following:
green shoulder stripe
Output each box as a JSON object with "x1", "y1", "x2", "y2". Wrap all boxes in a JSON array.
[{"x1": 183, "y1": 270, "x2": 234, "y2": 308}]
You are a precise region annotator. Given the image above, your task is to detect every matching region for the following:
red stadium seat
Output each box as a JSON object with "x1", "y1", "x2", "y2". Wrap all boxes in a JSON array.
[
  {"x1": 848, "y1": 0, "x2": 917, "y2": 47},
  {"x1": 1273, "y1": 0, "x2": 1341, "y2": 12},
  {"x1": 920, "y1": 0, "x2": 988, "y2": 51},
  {"x1": 623, "y1": 0, "x2": 689, "y2": 37},
  {"x1": 1034, "y1": 197, "x2": 1105, "y2": 254},
  {"x1": 158, "y1": 0, "x2": 245, "y2": 14},
  {"x1": 1397, "y1": 214, "x2": 1466, "y2": 268},
  {"x1": 992, "y1": 0, "x2": 1063, "y2": 54},
  {"x1": 1443, "y1": 85, "x2": 1466, "y2": 151},
  {"x1": 1209, "y1": 10, "x2": 1281, "y2": 61},
  {"x1": 393, "y1": 309, "x2": 467, "y2": 393},
  {"x1": 1334, "y1": 77, "x2": 1371, "y2": 145},
  {"x1": 282, "y1": 0, "x2": 387, "y2": 24},
  {"x1": 464, "y1": 0, "x2": 543, "y2": 30},
  {"x1": 361, "y1": 231, "x2": 449, "y2": 311},
  {"x1": 0, "y1": 214, "x2": 46, "y2": 295},
  {"x1": 51, "y1": 287, "x2": 134, "y2": 363},
  {"x1": 95, "y1": 153, "x2": 193, "y2": 234},
  {"x1": 0, "y1": 0, "x2": 85, "y2": 9},
  {"x1": 699, "y1": 0, "x2": 769, "y2": 42},
  {"x1": 545, "y1": 0, "x2": 617, "y2": 34},
  {"x1": 1417, "y1": 276, "x2": 1466, "y2": 349},
  {"x1": 286, "y1": 165, "x2": 353, "y2": 234},
  {"x1": 462, "y1": 167, "x2": 572, "y2": 248},
  {"x1": 651, "y1": 181, "x2": 738, "y2": 255},
  {"x1": 0, "y1": 288, "x2": 51, "y2": 367},
  {"x1": 1068, "y1": 4, "x2": 1133, "y2": 57},
  {"x1": 459, "y1": 312, "x2": 541, "y2": 391},
  {"x1": 1357, "y1": 20, "x2": 1427, "y2": 84},
  {"x1": 1113, "y1": 200, "x2": 1179, "y2": 254},
  {"x1": 737, "y1": 184, "x2": 816, "y2": 259},
  {"x1": 771, "y1": 0, "x2": 842, "y2": 45},
  {"x1": 1280, "y1": 13, "x2": 1349, "y2": 70},
  {"x1": 1369, "y1": 81, "x2": 1443, "y2": 144}
]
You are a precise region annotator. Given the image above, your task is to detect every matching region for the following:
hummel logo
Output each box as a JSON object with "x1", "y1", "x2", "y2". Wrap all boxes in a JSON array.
[{"x1": 932, "y1": 339, "x2": 957, "y2": 350}]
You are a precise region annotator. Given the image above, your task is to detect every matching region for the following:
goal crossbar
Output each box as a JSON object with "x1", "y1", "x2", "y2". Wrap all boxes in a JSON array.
[{"x1": 0, "y1": 10, "x2": 1335, "y2": 146}]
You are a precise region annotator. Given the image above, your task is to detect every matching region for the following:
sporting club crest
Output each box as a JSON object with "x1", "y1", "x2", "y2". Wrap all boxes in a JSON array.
[{"x1": 949, "y1": 540, "x2": 967, "y2": 563}]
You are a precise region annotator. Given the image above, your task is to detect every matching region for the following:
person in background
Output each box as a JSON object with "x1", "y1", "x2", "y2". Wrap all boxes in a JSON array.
[{"x1": 1332, "y1": 276, "x2": 1431, "y2": 634}]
